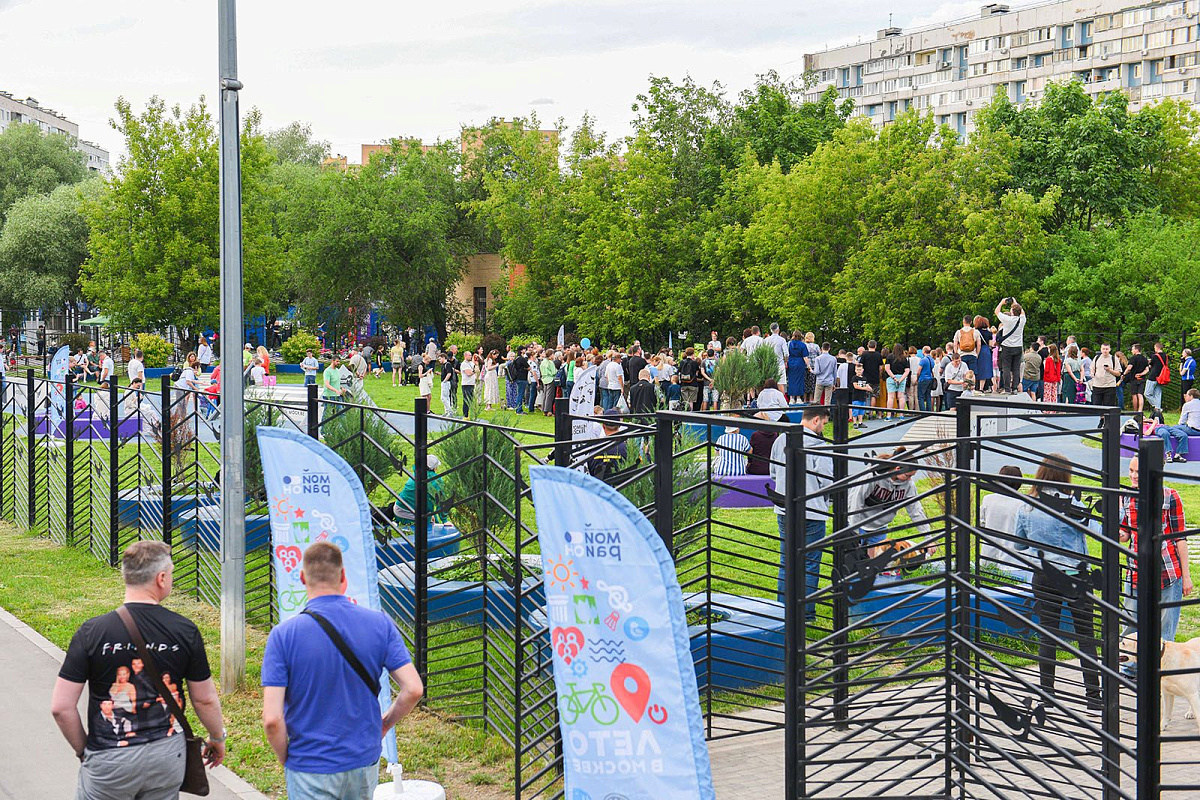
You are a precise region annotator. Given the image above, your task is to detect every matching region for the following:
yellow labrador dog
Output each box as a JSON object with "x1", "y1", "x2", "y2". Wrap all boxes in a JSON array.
[{"x1": 1121, "y1": 635, "x2": 1200, "y2": 733}]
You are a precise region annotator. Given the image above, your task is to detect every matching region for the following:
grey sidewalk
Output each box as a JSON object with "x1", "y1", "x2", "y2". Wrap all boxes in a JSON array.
[{"x1": 0, "y1": 606, "x2": 266, "y2": 800}]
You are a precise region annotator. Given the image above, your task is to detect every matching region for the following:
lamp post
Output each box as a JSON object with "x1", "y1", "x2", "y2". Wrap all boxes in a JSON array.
[{"x1": 218, "y1": 0, "x2": 247, "y2": 693}]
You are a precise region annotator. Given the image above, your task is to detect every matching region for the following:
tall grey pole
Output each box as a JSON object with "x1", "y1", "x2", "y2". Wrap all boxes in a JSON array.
[{"x1": 218, "y1": 0, "x2": 246, "y2": 693}]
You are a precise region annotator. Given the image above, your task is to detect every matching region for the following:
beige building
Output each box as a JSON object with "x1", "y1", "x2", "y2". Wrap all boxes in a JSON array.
[
  {"x1": 455, "y1": 253, "x2": 513, "y2": 332},
  {"x1": 804, "y1": 0, "x2": 1200, "y2": 137},
  {"x1": 0, "y1": 90, "x2": 110, "y2": 173}
]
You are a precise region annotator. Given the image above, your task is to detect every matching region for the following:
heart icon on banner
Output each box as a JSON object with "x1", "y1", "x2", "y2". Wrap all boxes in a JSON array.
[
  {"x1": 551, "y1": 626, "x2": 585, "y2": 665},
  {"x1": 610, "y1": 662, "x2": 652, "y2": 722},
  {"x1": 274, "y1": 545, "x2": 302, "y2": 573}
]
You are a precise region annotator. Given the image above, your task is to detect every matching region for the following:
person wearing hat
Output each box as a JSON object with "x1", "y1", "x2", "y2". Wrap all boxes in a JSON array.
[
  {"x1": 392, "y1": 455, "x2": 446, "y2": 526},
  {"x1": 242, "y1": 343, "x2": 254, "y2": 370}
]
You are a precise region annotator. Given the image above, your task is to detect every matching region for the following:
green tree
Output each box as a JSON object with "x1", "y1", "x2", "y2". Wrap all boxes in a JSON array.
[
  {"x1": 732, "y1": 72, "x2": 852, "y2": 173},
  {"x1": 976, "y1": 83, "x2": 1160, "y2": 229},
  {"x1": 80, "y1": 97, "x2": 284, "y2": 342},
  {"x1": 1043, "y1": 212, "x2": 1200, "y2": 335},
  {"x1": 0, "y1": 121, "x2": 87, "y2": 224},
  {"x1": 0, "y1": 178, "x2": 102, "y2": 310},
  {"x1": 264, "y1": 120, "x2": 330, "y2": 167},
  {"x1": 285, "y1": 140, "x2": 476, "y2": 340}
]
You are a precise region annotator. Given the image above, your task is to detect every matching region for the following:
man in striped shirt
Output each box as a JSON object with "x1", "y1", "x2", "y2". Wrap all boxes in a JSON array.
[
  {"x1": 1120, "y1": 456, "x2": 1192, "y2": 644},
  {"x1": 713, "y1": 429, "x2": 750, "y2": 476}
]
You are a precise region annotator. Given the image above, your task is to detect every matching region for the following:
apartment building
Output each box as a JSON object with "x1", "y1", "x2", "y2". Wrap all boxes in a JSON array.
[
  {"x1": 0, "y1": 90, "x2": 110, "y2": 173},
  {"x1": 804, "y1": 0, "x2": 1200, "y2": 137}
]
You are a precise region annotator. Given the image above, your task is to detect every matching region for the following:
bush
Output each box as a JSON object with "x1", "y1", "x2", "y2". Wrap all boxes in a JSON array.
[
  {"x1": 319, "y1": 405, "x2": 403, "y2": 495},
  {"x1": 712, "y1": 349, "x2": 755, "y2": 408},
  {"x1": 131, "y1": 333, "x2": 174, "y2": 368},
  {"x1": 749, "y1": 343, "x2": 782, "y2": 389},
  {"x1": 480, "y1": 333, "x2": 507, "y2": 357},
  {"x1": 281, "y1": 329, "x2": 321, "y2": 364},
  {"x1": 445, "y1": 331, "x2": 482, "y2": 354},
  {"x1": 56, "y1": 332, "x2": 91, "y2": 354},
  {"x1": 435, "y1": 411, "x2": 519, "y2": 554},
  {"x1": 506, "y1": 332, "x2": 540, "y2": 350}
]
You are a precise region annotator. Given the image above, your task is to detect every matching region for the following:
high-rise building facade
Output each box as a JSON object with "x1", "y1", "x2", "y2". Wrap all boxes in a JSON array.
[
  {"x1": 804, "y1": 1, "x2": 1200, "y2": 137},
  {"x1": 0, "y1": 90, "x2": 110, "y2": 173}
]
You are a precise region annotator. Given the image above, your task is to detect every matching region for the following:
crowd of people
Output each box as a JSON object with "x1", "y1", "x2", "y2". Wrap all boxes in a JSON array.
[{"x1": 380, "y1": 295, "x2": 1198, "y2": 433}]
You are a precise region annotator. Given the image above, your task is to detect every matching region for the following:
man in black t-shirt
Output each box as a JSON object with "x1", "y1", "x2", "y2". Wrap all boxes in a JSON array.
[
  {"x1": 51, "y1": 541, "x2": 227, "y2": 799},
  {"x1": 857, "y1": 341, "x2": 884, "y2": 420},
  {"x1": 678, "y1": 347, "x2": 701, "y2": 411},
  {"x1": 1125, "y1": 343, "x2": 1150, "y2": 414}
]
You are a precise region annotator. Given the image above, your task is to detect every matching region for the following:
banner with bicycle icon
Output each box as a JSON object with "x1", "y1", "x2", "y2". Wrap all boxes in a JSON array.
[{"x1": 529, "y1": 466, "x2": 714, "y2": 800}]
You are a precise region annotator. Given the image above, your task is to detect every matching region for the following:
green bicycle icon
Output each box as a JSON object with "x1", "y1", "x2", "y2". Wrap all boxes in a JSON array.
[{"x1": 559, "y1": 682, "x2": 620, "y2": 726}]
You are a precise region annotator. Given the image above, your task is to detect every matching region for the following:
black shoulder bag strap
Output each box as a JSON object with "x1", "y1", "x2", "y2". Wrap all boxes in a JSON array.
[
  {"x1": 115, "y1": 605, "x2": 195, "y2": 739},
  {"x1": 301, "y1": 609, "x2": 381, "y2": 696},
  {"x1": 115, "y1": 605, "x2": 210, "y2": 796}
]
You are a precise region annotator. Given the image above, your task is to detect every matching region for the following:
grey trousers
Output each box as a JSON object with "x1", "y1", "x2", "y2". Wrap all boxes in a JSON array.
[{"x1": 76, "y1": 733, "x2": 186, "y2": 800}]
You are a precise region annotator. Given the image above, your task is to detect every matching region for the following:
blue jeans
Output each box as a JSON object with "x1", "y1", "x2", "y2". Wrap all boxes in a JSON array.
[
  {"x1": 303, "y1": 374, "x2": 316, "y2": 385},
  {"x1": 917, "y1": 380, "x2": 933, "y2": 412},
  {"x1": 1124, "y1": 577, "x2": 1184, "y2": 653},
  {"x1": 777, "y1": 514, "x2": 828, "y2": 620},
  {"x1": 514, "y1": 380, "x2": 528, "y2": 413},
  {"x1": 526, "y1": 381, "x2": 537, "y2": 412},
  {"x1": 1156, "y1": 424, "x2": 1193, "y2": 457},
  {"x1": 944, "y1": 390, "x2": 962, "y2": 410},
  {"x1": 600, "y1": 387, "x2": 619, "y2": 410},
  {"x1": 961, "y1": 353, "x2": 978, "y2": 372},
  {"x1": 286, "y1": 764, "x2": 378, "y2": 800},
  {"x1": 1021, "y1": 379, "x2": 1040, "y2": 395},
  {"x1": 1145, "y1": 380, "x2": 1163, "y2": 411}
]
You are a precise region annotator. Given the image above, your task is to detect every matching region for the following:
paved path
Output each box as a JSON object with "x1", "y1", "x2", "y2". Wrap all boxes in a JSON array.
[
  {"x1": 0, "y1": 606, "x2": 265, "y2": 800},
  {"x1": 707, "y1": 669, "x2": 1200, "y2": 797}
]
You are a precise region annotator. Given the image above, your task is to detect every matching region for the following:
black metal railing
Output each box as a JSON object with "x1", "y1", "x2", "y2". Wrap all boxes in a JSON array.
[{"x1": 1, "y1": 372, "x2": 1190, "y2": 799}]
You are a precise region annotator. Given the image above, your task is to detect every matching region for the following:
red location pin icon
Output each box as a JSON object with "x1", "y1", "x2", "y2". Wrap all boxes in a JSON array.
[{"x1": 610, "y1": 663, "x2": 652, "y2": 722}]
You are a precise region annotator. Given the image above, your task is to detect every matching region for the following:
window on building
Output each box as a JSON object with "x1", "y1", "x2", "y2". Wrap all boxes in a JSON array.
[
  {"x1": 968, "y1": 38, "x2": 992, "y2": 55},
  {"x1": 1146, "y1": 31, "x2": 1168, "y2": 49},
  {"x1": 1015, "y1": 80, "x2": 1027, "y2": 101},
  {"x1": 916, "y1": 50, "x2": 934, "y2": 66},
  {"x1": 1062, "y1": 25, "x2": 1074, "y2": 47},
  {"x1": 1013, "y1": 56, "x2": 1028, "y2": 69},
  {"x1": 1098, "y1": 39, "x2": 1121, "y2": 56},
  {"x1": 1031, "y1": 26, "x2": 1053, "y2": 43},
  {"x1": 1121, "y1": 35, "x2": 1141, "y2": 52},
  {"x1": 1173, "y1": 26, "x2": 1196, "y2": 45},
  {"x1": 1081, "y1": 21, "x2": 1094, "y2": 39},
  {"x1": 1077, "y1": 45, "x2": 1091, "y2": 59},
  {"x1": 1096, "y1": 14, "x2": 1114, "y2": 32},
  {"x1": 1010, "y1": 31, "x2": 1028, "y2": 47},
  {"x1": 1033, "y1": 53, "x2": 1047, "y2": 67},
  {"x1": 1124, "y1": 8, "x2": 1144, "y2": 26},
  {"x1": 473, "y1": 287, "x2": 487, "y2": 332}
]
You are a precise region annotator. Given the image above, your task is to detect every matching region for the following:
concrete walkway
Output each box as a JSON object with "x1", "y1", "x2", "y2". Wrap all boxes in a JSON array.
[{"x1": 0, "y1": 606, "x2": 265, "y2": 800}]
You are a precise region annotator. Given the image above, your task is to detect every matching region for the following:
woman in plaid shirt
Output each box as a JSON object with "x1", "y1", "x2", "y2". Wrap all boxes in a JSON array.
[{"x1": 1120, "y1": 456, "x2": 1193, "y2": 643}]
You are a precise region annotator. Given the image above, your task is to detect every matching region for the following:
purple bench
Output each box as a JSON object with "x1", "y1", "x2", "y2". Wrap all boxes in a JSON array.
[
  {"x1": 34, "y1": 410, "x2": 142, "y2": 440},
  {"x1": 1121, "y1": 432, "x2": 1200, "y2": 461},
  {"x1": 712, "y1": 473, "x2": 775, "y2": 508}
]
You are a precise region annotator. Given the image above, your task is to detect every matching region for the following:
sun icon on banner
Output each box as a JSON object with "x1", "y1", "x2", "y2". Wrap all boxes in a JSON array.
[{"x1": 545, "y1": 555, "x2": 579, "y2": 591}]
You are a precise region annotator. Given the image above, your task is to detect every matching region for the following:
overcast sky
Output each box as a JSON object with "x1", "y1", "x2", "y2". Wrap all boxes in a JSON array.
[{"x1": 0, "y1": 0, "x2": 984, "y2": 163}]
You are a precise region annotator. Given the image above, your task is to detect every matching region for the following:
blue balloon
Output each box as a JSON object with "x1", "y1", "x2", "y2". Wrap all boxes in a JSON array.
[{"x1": 580, "y1": 337, "x2": 591, "y2": 349}]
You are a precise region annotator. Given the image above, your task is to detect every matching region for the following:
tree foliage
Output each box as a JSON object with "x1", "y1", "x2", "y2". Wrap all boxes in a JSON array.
[
  {"x1": 80, "y1": 97, "x2": 283, "y2": 341},
  {"x1": 0, "y1": 121, "x2": 87, "y2": 224},
  {"x1": 284, "y1": 140, "x2": 477, "y2": 339},
  {"x1": 264, "y1": 120, "x2": 331, "y2": 167},
  {"x1": 0, "y1": 178, "x2": 101, "y2": 309}
]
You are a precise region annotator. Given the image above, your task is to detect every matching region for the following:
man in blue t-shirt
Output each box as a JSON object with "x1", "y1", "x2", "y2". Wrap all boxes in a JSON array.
[
  {"x1": 262, "y1": 542, "x2": 423, "y2": 798},
  {"x1": 916, "y1": 346, "x2": 936, "y2": 412}
]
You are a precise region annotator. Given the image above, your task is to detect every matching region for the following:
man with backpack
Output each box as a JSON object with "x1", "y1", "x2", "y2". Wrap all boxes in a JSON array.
[
  {"x1": 1145, "y1": 341, "x2": 1171, "y2": 415},
  {"x1": 954, "y1": 316, "x2": 982, "y2": 373},
  {"x1": 678, "y1": 347, "x2": 702, "y2": 411}
]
